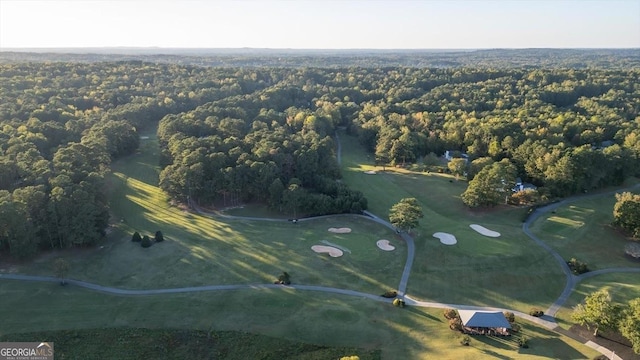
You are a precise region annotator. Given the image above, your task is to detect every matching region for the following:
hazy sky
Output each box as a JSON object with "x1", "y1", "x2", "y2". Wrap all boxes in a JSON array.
[{"x1": 1, "y1": 0, "x2": 639, "y2": 49}]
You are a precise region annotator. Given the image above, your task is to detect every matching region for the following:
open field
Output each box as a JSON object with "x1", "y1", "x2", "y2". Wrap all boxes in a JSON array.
[
  {"x1": 339, "y1": 132, "x2": 564, "y2": 311},
  {"x1": 0, "y1": 129, "x2": 626, "y2": 358},
  {"x1": 528, "y1": 196, "x2": 640, "y2": 270},
  {"x1": 0, "y1": 281, "x2": 601, "y2": 359},
  {"x1": 555, "y1": 272, "x2": 640, "y2": 330},
  {"x1": 5, "y1": 131, "x2": 403, "y2": 296},
  {"x1": 1, "y1": 328, "x2": 381, "y2": 360}
]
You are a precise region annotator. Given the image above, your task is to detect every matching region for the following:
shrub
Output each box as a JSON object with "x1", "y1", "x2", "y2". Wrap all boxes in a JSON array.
[
  {"x1": 155, "y1": 230, "x2": 164, "y2": 242},
  {"x1": 529, "y1": 309, "x2": 544, "y2": 317},
  {"x1": 393, "y1": 298, "x2": 405, "y2": 308},
  {"x1": 381, "y1": 290, "x2": 398, "y2": 298},
  {"x1": 503, "y1": 311, "x2": 515, "y2": 323},
  {"x1": 460, "y1": 335, "x2": 471, "y2": 346},
  {"x1": 141, "y1": 235, "x2": 152, "y2": 248},
  {"x1": 131, "y1": 231, "x2": 142, "y2": 242},
  {"x1": 275, "y1": 271, "x2": 291, "y2": 285},
  {"x1": 518, "y1": 335, "x2": 529, "y2": 348},
  {"x1": 444, "y1": 308, "x2": 458, "y2": 320},
  {"x1": 567, "y1": 258, "x2": 589, "y2": 274},
  {"x1": 449, "y1": 317, "x2": 463, "y2": 331},
  {"x1": 511, "y1": 323, "x2": 521, "y2": 333}
]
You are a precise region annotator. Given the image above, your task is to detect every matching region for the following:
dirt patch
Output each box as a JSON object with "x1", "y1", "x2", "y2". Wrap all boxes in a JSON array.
[
  {"x1": 569, "y1": 324, "x2": 639, "y2": 360},
  {"x1": 328, "y1": 227, "x2": 352, "y2": 234},
  {"x1": 376, "y1": 239, "x2": 395, "y2": 251},
  {"x1": 311, "y1": 245, "x2": 343, "y2": 257}
]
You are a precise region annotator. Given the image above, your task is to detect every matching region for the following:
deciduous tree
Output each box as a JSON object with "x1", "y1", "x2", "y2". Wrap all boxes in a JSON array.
[
  {"x1": 389, "y1": 197, "x2": 423, "y2": 233},
  {"x1": 619, "y1": 298, "x2": 640, "y2": 354},
  {"x1": 613, "y1": 192, "x2": 640, "y2": 238},
  {"x1": 571, "y1": 290, "x2": 620, "y2": 337}
]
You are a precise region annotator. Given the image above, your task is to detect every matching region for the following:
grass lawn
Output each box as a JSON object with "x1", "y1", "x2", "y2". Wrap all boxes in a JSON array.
[
  {"x1": 0, "y1": 128, "x2": 620, "y2": 358},
  {"x1": 554, "y1": 272, "x2": 640, "y2": 330},
  {"x1": 7, "y1": 130, "x2": 403, "y2": 296},
  {"x1": 0, "y1": 281, "x2": 601, "y2": 359},
  {"x1": 528, "y1": 196, "x2": 640, "y2": 270},
  {"x1": 1, "y1": 328, "x2": 381, "y2": 360},
  {"x1": 339, "y1": 132, "x2": 564, "y2": 312}
]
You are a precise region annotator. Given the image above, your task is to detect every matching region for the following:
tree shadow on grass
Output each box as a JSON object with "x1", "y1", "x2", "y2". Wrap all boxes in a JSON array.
[
  {"x1": 473, "y1": 334, "x2": 518, "y2": 351},
  {"x1": 405, "y1": 306, "x2": 442, "y2": 323},
  {"x1": 476, "y1": 347, "x2": 514, "y2": 360}
]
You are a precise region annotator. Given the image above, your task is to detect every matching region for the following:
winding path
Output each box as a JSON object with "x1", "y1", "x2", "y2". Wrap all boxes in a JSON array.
[
  {"x1": 2, "y1": 133, "x2": 638, "y2": 360},
  {"x1": 522, "y1": 183, "x2": 640, "y2": 317}
]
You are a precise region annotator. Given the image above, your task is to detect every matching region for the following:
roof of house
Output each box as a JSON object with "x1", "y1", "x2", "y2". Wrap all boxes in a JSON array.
[{"x1": 458, "y1": 310, "x2": 512, "y2": 329}]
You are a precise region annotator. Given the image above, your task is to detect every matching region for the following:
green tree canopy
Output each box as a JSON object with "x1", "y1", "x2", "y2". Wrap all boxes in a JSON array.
[
  {"x1": 461, "y1": 159, "x2": 517, "y2": 207},
  {"x1": 613, "y1": 192, "x2": 640, "y2": 239},
  {"x1": 389, "y1": 197, "x2": 424, "y2": 233},
  {"x1": 619, "y1": 298, "x2": 640, "y2": 354},
  {"x1": 571, "y1": 289, "x2": 620, "y2": 337}
]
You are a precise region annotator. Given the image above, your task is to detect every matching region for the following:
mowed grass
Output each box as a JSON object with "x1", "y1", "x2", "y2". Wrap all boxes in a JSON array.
[
  {"x1": 1, "y1": 328, "x2": 381, "y2": 360},
  {"x1": 14, "y1": 130, "x2": 403, "y2": 295},
  {"x1": 0, "y1": 281, "x2": 601, "y2": 360},
  {"x1": 339, "y1": 131, "x2": 564, "y2": 312},
  {"x1": 528, "y1": 196, "x2": 640, "y2": 269},
  {"x1": 554, "y1": 272, "x2": 640, "y2": 330}
]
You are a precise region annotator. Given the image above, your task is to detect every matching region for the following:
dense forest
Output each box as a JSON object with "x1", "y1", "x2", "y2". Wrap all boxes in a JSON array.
[{"x1": 0, "y1": 49, "x2": 639, "y2": 258}]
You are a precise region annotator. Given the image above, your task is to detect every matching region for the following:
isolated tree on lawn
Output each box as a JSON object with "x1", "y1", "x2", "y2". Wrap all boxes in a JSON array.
[
  {"x1": 571, "y1": 289, "x2": 620, "y2": 337},
  {"x1": 53, "y1": 258, "x2": 70, "y2": 285},
  {"x1": 155, "y1": 230, "x2": 164, "y2": 242},
  {"x1": 619, "y1": 298, "x2": 640, "y2": 354},
  {"x1": 389, "y1": 197, "x2": 423, "y2": 233},
  {"x1": 131, "y1": 231, "x2": 142, "y2": 242}
]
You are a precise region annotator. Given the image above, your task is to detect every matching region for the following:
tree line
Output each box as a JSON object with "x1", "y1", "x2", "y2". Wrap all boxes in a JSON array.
[
  {"x1": 0, "y1": 62, "x2": 272, "y2": 257},
  {"x1": 1, "y1": 55, "x2": 638, "y2": 258}
]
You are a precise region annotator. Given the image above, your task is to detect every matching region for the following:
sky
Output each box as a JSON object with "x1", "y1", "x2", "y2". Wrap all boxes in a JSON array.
[{"x1": 1, "y1": 0, "x2": 639, "y2": 49}]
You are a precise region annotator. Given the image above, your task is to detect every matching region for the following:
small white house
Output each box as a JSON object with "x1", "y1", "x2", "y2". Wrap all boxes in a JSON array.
[{"x1": 444, "y1": 150, "x2": 469, "y2": 162}]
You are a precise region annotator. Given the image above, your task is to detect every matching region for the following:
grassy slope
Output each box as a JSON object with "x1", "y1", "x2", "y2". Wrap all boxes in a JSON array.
[
  {"x1": 0, "y1": 328, "x2": 381, "y2": 360},
  {"x1": 528, "y1": 196, "x2": 640, "y2": 270},
  {"x1": 0, "y1": 281, "x2": 599, "y2": 359},
  {"x1": 0, "y1": 128, "x2": 606, "y2": 359},
  {"x1": 14, "y1": 130, "x2": 403, "y2": 295},
  {"x1": 554, "y1": 272, "x2": 640, "y2": 330},
  {"x1": 339, "y1": 132, "x2": 564, "y2": 311}
]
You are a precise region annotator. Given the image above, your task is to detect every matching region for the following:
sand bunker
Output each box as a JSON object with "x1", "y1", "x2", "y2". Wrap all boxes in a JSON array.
[
  {"x1": 140, "y1": 136, "x2": 150, "y2": 140},
  {"x1": 469, "y1": 224, "x2": 501, "y2": 237},
  {"x1": 321, "y1": 240, "x2": 351, "y2": 253},
  {"x1": 376, "y1": 239, "x2": 395, "y2": 251},
  {"x1": 433, "y1": 232, "x2": 457, "y2": 245},
  {"x1": 364, "y1": 170, "x2": 377, "y2": 175},
  {"x1": 328, "y1": 227, "x2": 352, "y2": 234},
  {"x1": 311, "y1": 245, "x2": 344, "y2": 257}
]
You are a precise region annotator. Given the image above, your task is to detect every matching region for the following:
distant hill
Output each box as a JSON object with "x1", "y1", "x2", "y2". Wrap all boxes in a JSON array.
[{"x1": 1, "y1": 48, "x2": 638, "y2": 68}]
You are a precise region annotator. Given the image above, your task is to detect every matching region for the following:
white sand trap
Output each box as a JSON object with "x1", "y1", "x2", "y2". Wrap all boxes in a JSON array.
[
  {"x1": 376, "y1": 239, "x2": 395, "y2": 251},
  {"x1": 140, "y1": 136, "x2": 150, "y2": 140},
  {"x1": 433, "y1": 232, "x2": 457, "y2": 245},
  {"x1": 364, "y1": 170, "x2": 377, "y2": 175},
  {"x1": 328, "y1": 227, "x2": 352, "y2": 234},
  {"x1": 321, "y1": 240, "x2": 351, "y2": 253},
  {"x1": 311, "y1": 245, "x2": 344, "y2": 257},
  {"x1": 469, "y1": 224, "x2": 501, "y2": 237}
]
